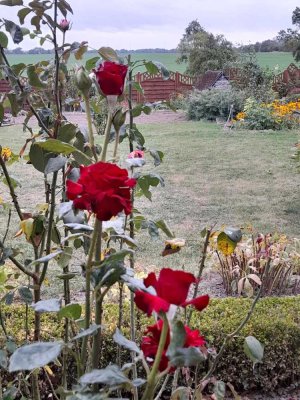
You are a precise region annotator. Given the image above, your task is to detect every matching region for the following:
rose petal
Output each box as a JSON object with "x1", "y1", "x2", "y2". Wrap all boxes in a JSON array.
[
  {"x1": 182, "y1": 294, "x2": 210, "y2": 311},
  {"x1": 155, "y1": 268, "x2": 196, "y2": 306},
  {"x1": 134, "y1": 291, "x2": 170, "y2": 316}
]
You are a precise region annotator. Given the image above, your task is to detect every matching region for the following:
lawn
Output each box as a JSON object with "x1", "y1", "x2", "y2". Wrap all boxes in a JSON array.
[
  {"x1": 6, "y1": 51, "x2": 298, "y2": 74},
  {"x1": 0, "y1": 118, "x2": 299, "y2": 284}
]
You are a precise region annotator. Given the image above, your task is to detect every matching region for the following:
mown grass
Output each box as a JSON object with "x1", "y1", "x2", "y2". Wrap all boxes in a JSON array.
[
  {"x1": 0, "y1": 119, "x2": 299, "y2": 281},
  {"x1": 6, "y1": 51, "x2": 297, "y2": 74}
]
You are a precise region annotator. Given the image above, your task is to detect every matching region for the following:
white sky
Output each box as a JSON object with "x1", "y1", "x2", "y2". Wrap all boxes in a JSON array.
[{"x1": 0, "y1": 0, "x2": 299, "y2": 50}]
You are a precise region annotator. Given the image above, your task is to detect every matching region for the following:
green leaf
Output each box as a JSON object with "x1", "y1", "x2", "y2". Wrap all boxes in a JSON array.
[
  {"x1": 0, "y1": 0, "x2": 23, "y2": 5},
  {"x1": 9, "y1": 342, "x2": 62, "y2": 372},
  {"x1": 0, "y1": 32, "x2": 9, "y2": 48},
  {"x1": 85, "y1": 56, "x2": 100, "y2": 71},
  {"x1": 17, "y1": 7, "x2": 31, "y2": 24},
  {"x1": 73, "y1": 324, "x2": 102, "y2": 341},
  {"x1": 27, "y1": 65, "x2": 46, "y2": 88},
  {"x1": 44, "y1": 156, "x2": 67, "y2": 174},
  {"x1": 128, "y1": 124, "x2": 145, "y2": 146},
  {"x1": 32, "y1": 298, "x2": 61, "y2": 312},
  {"x1": 29, "y1": 250, "x2": 63, "y2": 266},
  {"x1": 29, "y1": 143, "x2": 53, "y2": 173},
  {"x1": 149, "y1": 149, "x2": 164, "y2": 166},
  {"x1": 167, "y1": 321, "x2": 186, "y2": 352},
  {"x1": 244, "y1": 336, "x2": 264, "y2": 365},
  {"x1": 11, "y1": 62, "x2": 26, "y2": 75},
  {"x1": 155, "y1": 219, "x2": 175, "y2": 238},
  {"x1": 98, "y1": 47, "x2": 119, "y2": 62},
  {"x1": 144, "y1": 61, "x2": 159, "y2": 75},
  {"x1": 167, "y1": 346, "x2": 206, "y2": 368},
  {"x1": 57, "y1": 123, "x2": 77, "y2": 142},
  {"x1": 213, "y1": 381, "x2": 226, "y2": 400},
  {"x1": 6, "y1": 93, "x2": 21, "y2": 116},
  {"x1": 18, "y1": 286, "x2": 33, "y2": 304},
  {"x1": 56, "y1": 246, "x2": 73, "y2": 268},
  {"x1": 58, "y1": 303, "x2": 82, "y2": 320},
  {"x1": 38, "y1": 139, "x2": 78, "y2": 154},
  {"x1": 113, "y1": 328, "x2": 140, "y2": 354},
  {"x1": 80, "y1": 365, "x2": 130, "y2": 386}
]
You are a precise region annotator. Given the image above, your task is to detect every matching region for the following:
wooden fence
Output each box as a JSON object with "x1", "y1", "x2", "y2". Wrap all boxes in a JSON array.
[{"x1": 132, "y1": 71, "x2": 195, "y2": 103}]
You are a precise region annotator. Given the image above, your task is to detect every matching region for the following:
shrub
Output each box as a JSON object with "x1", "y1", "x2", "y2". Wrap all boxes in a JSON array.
[
  {"x1": 187, "y1": 88, "x2": 246, "y2": 121},
  {"x1": 235, "y1": 97, "x2": 300, "y2": 130},
  {"x1": 2, "y1": 297, "x2": 300, "y2": 392}
]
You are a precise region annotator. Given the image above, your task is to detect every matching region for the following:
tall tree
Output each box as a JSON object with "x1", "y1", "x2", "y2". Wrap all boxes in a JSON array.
[
  {"x1": 177, "y1": 20, "x2": 236, "y2": 75},
  {"x1": 277, "y1": 7, "x2": 300, "y2": 62}
]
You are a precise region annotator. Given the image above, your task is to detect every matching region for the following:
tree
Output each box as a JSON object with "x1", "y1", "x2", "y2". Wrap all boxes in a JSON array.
[
  {"x1": 177, "y1": 20, "x2": 237, "y2": 76},
  {"x1": 277, "y1": 7, "x2": 300, "y2": 62}
]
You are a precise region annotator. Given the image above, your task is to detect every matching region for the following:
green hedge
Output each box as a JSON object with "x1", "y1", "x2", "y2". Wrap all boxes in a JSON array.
[{"x1": 1, "y1": 297, "x2": 300, "y2": 392}]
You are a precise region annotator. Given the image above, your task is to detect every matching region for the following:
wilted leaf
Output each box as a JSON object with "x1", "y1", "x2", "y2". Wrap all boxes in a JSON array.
[
  {"x1": 9, "y1": 342, "x2": 62, "y2": 372},
  {"x1": 224, "y1": 227, "x2": 242, "y2": 243},
  {"x1": 217, "y1": 232, "x2": 237, "y2": 256},
  {"x1": 98, "y1": 47, "x2": 119, "y2": 62},
  {"x1": 171, "y1": 387, "x2": 190, "y2": 400},
  {"x1": 162, "y1": 238, "x2": 185, "y2": 257}
]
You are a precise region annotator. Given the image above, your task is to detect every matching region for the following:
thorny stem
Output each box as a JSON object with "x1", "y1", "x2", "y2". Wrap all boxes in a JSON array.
[
  {"x1": 0, "y1": 152, "x2": 23, "y2": 221},
  {"x1": 39, "y1": 171, "x2": 58, "y2": 286},
  {"x1": 83, "y1": 93, "x2": 98, "y2": 161},
  {"x1": 112, "y1": 128, "x2": 120, "y2": 160},
  {"x1": 100, "y1": 110, "x2": 113, "y2": 162},
  {"x1": 127, "y1": 58, "x2": 138, "y2": 399},
  {"x1": 2, "y1": 208, "x2": 11, "y2": 244},
  {"x1": 81, "y1": 218, "x2": 101, "y2": 366},
  {"x1": 199, "y1": 258, "x2": 271, "y2": 385},
  {"x1": 141, "y1": 314, "x2": 169, "y2": 400},
  {"x1": 187, "y1": 228, "x2": 211, "y2": 325},
  {"x1": 0, "y1": 305, "x2": 8, "y2": 338}
]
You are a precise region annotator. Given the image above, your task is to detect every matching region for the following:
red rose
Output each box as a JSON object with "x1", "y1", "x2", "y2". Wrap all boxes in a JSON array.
[
  {"x1": 134, "y1": 268, "x2": 209, "y2": 316},
  {"x1": 141, "y1": 320, "x2": 205, "y2": 372},
  {"x1": 66, "y1": 161, "x2": 136, "y2": 221},
  {"x1": 94, "y1": 61, "x2": 128, "y2": 96}
]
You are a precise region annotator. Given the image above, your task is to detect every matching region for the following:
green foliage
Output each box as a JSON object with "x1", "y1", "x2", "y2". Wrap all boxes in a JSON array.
[
  {"x1": 2, "y1": 297, "x2": 300, "y2": 391},
  {"x1": 177, "y1": 20, "x2": 237, "y2": 76},
  {"x1": 187, "y1": 88, "x2": 246, "y2": 121}
]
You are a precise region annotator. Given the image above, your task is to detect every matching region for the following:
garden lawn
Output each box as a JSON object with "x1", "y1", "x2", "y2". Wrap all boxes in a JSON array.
[{"x1": 0, "y1": 120, "x2": 299, "y2": 287}]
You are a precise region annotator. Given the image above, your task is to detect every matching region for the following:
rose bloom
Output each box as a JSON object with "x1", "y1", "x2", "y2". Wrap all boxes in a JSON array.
[
  {"x1": 141, "y1": 320, "x2": 205, "y2": 372},
  {"x1": 66, "y1": 161, "x2": 136, "y2": 221},
  {"x1": 94, "y1": 61, "x2": 128, "y2": 96},
  {"x1": 128, "y1": 150, "x2": 144, "y2": 159},
  {"x1": 134, "y1": 268, "x2": 209, "y2": 316},
  {"x1": 59, "y1": 19, "x2": 70, "y2": 32}
]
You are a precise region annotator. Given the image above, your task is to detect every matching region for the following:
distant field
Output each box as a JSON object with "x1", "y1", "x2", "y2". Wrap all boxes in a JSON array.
[{"x1": 6, "y1": 51, "x2": 299, "y2": 74}]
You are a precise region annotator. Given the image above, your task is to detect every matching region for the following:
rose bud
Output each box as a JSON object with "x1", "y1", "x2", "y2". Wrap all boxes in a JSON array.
[
  {"x1": 93, "y1": 61, "x2": 128, "y2": 97},
  {"x1": 59, "y1": 19, "x2": 71, "y2": 32},
  {"x1": 112, "y1": 108, "x2": 127, "y2": 132},
  {"x1": 74, "y1": 66, "x2": 92, "y2": 96}
]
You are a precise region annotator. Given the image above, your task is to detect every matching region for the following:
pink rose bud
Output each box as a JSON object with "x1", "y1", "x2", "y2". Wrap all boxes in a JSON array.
[{"x1": 59, "y1": 19, "x2": 71, "y2": 32}]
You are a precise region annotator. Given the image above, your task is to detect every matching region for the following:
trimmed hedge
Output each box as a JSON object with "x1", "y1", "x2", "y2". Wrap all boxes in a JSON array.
[{"x1": 1, "y1": 297, "x2": 300, "y2": 392}]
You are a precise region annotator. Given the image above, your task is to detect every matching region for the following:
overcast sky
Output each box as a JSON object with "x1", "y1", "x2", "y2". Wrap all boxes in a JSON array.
[{"x1": 1, "y1": 0, "x2": 299, "y2": 50}]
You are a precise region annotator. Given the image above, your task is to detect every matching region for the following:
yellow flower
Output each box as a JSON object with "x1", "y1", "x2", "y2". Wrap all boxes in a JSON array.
[{"x1": 1, "y1": 147, "x2": 12, "y2": 162}]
